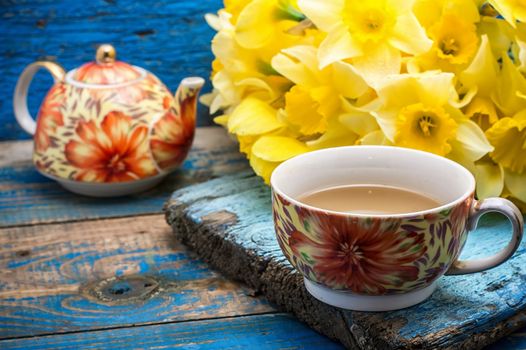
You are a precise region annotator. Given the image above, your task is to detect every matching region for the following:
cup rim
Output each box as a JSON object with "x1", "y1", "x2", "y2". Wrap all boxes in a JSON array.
[{"x1": 270, "y1": 145, "x2": 476, "y2": 218}]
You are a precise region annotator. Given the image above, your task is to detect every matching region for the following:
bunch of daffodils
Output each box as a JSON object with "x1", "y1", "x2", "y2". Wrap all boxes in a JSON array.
[{"x1": 201, "y1": 0, "x2": 526, "y2": 209}]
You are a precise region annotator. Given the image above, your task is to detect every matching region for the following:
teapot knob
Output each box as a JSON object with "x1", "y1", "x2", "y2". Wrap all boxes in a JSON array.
[{"x1": 96, "y1": 44, "x2": 116, "y2": 64}]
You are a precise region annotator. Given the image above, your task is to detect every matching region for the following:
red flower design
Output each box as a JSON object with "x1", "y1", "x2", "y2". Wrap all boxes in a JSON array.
[
  {"x1": 35, "y1": 84, "x2": 65, "y2": 152},
  {"x1": 65, "y1": 111, "x2": 157, "y2": 182},
  {"x1": 290, "y1": 213, "x2": 427, "y2": 294},
  {"x1": 150, "y1": 94, "x2": 196, "y2": 170}
]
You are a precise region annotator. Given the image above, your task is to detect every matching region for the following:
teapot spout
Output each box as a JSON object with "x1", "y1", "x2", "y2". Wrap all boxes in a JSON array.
[{"x1": 175, "y1": 77, "x2": 205, "y2": 125}]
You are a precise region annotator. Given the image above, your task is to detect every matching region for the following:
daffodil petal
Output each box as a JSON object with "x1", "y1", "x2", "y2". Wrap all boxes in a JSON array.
[
  {"x1": 455, "y1": 120, "x2": 494, "y2": 161},
  {"x1": 280, "y1": 45, "x2": 320, "y2": 72},
  {"x1": 460, "y1": 35, "x2": 498, "y2": 96},
  {"x1": 235, "y1": 0, "x2": 276, "y2": 48},
  {"x1": 493, "y1": 55, "x2": 526, "y2": 116},
  {"x1": 517, "y1": 23, "x2": 526, "y2": 73},
  {"x1": 306, "y1": 121, "x2": 358, "y2": 149},
  {"x1": 297, "y1": 0, "x2": 344, "y2": 32},
  {"x1": 249, "y1": 153, "x2": 278, "y2": 184},
  {"x1": 352, "y1": 44, "x2": 401, "y2": 87},
  {"x1": 213, "y1": 114, "x2": 229, "y2": 127},
  {"x1": 389, "y1": 12, "x2": 432, "y2": 55},
  {"x1": 504, "y1": 169, "x2": 526, "y2": 202},
  {"x1": 205, "y1": 13, "x2": 222, "y2": 31},
  {"x1": 447, "y1": 140, "x2": 476, "y2": 173},
  {"x1": 251, "y1": 135, "x2": 308, "y2": 162},
  {"x1": 331, "y1": 60, "x2": 369, "y2": 99},
  {"x1": 475, "y1": 163, "x2": 504, "y2": 199},
  {"x1": 228, "y1": 98, "x2": 284, "y2": 136},
  {"x1": 318, "y1": 24, "x2": 362, "y2": 68},
  {"x1": 339, "y1": 112, "x2": 378, "y2": 136},
  {"x1": 271, "y1": 46, "x2": 320, "y2": 87},
  {"x1": 235, "y1": 78, "x2": 276, "y2": 101},
  {"x1": 358, "y1": 130, "x2": 392, "y2": 145},
  {"x1": 212, "y1": 71, "x2": 238, "y2": 106}
]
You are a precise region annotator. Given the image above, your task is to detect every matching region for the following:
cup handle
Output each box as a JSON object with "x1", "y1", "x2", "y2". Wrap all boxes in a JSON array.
[
  {"x1": 13, "y1": 61, "x2": 65, "y2": 135},
  {"x1": 446, "y1": 197, "x2": 524, "y2": 275}
]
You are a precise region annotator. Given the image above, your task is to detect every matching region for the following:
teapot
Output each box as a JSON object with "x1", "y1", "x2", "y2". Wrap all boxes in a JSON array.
[{"x1": 14, "y1": 44, "x2": 204, "y2": 197}]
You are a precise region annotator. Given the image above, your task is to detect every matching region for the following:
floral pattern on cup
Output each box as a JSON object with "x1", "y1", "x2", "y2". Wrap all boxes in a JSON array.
[{"x1": 272, "y1": 191, "x2": 473, "y2": 295}]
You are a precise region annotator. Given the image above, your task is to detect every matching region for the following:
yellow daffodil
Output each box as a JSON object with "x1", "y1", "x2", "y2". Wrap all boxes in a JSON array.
[
  {"x1": 486, "y1": 114, "x2": 526, "y2": 174},
  {"x1": 272, "y1": 45, "x2": 368, "y2": 135},
  {"x1": 339, "y1": 105, "x2": 379, "y2": 137},
  {"x1": 298, "y1": 0, "x2": 432, "y2": 83},
  {"x1": 493, "y1": 55, "x2": 526, "y2": 116},
  {"x1": 413, "y1": 0, "x2": 479, "y2": 30},
  {"x1": 283, "y1": 85, "x2": 336, "y2": 134},
  {"x1": 410, "y1": 14, "x2": 479, "y2": 74},
  {"x1": 515, "y1": 22, "x2": 526, "y2": 73},
  {"x1": 224, "y1": 0, "x2": 252, "y2": 23},
  {"x1": 227, "y1": 97, "x2": 284, "y2": 137},
  {"x1": 458, "y1": 35, "x2": 501, "y2": 130},
  {"x1": 430, "y1": 15, "x2": 478, "y2": 66},
  {"x1": 474, "y1": 159, "x2": 504, "y2": 199},
  {"x1": 486, "y1": 111, "x2": 526, "y2": 201},
  {"x1": 250, "y1": 135, "x2": 308, "y2": 183},
  {"x1": 305, "y1": 119, "x2": 360, "y2": 149},
  {"x1": 235, "y1": 0, "x2": 305, "y2": 49},
  {"x1": 202, "y1": 8, "x2": 313, "y2": 116},
  {"x1": 373, "y1": 72, "x2": 492, "y2": 160},
  {"x1": 488, "y1": 0, "x2": 526, "y2": 27},
  {"x1": 464, "y1": 97, "x2": 499, "y2": 131}
]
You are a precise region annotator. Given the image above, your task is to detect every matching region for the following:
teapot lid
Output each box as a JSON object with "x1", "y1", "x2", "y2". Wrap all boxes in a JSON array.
[{"x1": 71, "y1": 44, "x2": 145, "y2": 85}]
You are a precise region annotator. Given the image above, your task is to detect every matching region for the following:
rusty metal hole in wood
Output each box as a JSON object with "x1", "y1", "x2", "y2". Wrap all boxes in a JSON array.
[{"x1": 82, "y1": 275, "x2": 162, "y2": 305}]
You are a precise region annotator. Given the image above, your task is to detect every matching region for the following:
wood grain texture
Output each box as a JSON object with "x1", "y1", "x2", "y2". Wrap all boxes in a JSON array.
[
  {"x1": 0, "y1": 127, "x2": 248, "y2": 227},
  {"x1": 165, "y1": 171, "x2": 526, "y2": 350},
  {"x1": 0, "y1": 313, "x2": 343, "y2": 349},
  {"x1": 0, "y1": 214, "x2": 275, "y2": 339},
  {"x1": 0, "y1": 0, "x2": 220, "y2": 141}
]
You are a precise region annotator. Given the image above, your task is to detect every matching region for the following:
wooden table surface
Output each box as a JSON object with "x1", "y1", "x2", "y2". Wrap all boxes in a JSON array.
[
  {"x1": 0, "y1": 127, "x2": 525, "y2": 349},
  {"x1": 0, "y1": 127, "x2": 341, "y2": 349}
]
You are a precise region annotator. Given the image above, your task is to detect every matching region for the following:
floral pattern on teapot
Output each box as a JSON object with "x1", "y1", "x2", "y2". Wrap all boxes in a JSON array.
[{"x1": 27, "y1": 45, "x2": 203, "y2": 183}]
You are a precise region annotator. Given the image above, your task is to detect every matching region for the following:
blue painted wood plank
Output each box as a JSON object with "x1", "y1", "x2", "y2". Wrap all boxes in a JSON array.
[
  {"x1": 0, "y1": 314, "x2": 343, "y2": 349},
  {"x1": 0, "y1": 0, "x2": 219, "y2": 141},
  {"x1": 0, "y1": 128, "x2": 248, "y2": 227},
  {"x1": 166, "y1": 171, "x2": 526, "y2": 349},
  {"x1": 0, "y1": 215, "x2": 275, "y2": 338}
]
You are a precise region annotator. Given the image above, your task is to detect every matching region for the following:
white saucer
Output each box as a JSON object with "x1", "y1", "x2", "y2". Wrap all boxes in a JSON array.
[
  {"x1": 38, "y1": 170, "x2": 167, "y2": 197},
  {"x1": 304, "y1": 278, "x2": 437, "y2": 312}
]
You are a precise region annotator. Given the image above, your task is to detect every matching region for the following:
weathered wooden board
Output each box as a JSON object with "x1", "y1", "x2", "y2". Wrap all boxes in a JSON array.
[
  {"x1": 0, "y1": 313, "x2": 342, "y2": 349},
  {"x1": 0, "y1": 127, "x2": 247, "y2": 227},
  {"x1": 0, "y1": 0, "x2": 220, "y2": 141},
  {"x1": 0, "y1": 214, "x2": 275, "y2": 339},
  {"x1": 165, "y1": 171, "x2": 526, "y2": 349}
]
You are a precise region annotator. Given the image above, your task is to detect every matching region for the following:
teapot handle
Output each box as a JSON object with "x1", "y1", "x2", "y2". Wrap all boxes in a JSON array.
[{"x1": 13, "y1": 61, "x2": 65, "y2": 135}]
